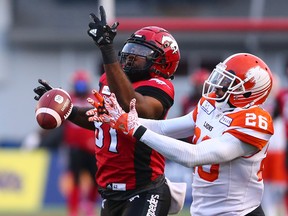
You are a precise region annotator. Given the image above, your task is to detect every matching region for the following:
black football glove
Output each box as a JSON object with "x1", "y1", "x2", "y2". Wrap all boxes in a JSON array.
[
  {"x1": 88, "y1": 6, "x2": 119, "y2": 47},
  {"x1": 33, "y1": 79, "x2": 53, "y2": 101}
]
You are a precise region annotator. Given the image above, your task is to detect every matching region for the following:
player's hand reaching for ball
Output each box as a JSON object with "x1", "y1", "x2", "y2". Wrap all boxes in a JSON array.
[
  {"x1": 87, "y1": 6, "x2": 119, "y2": 47},
  {"x1": 33, "y1": 79, "x2": 54, "y2": 101},
  {"x1": 88, "y1": 92, "x2": 140, "y2": 136},
  {"x1": 86, "y1": 90, "x2": 109, "y2": 122},
  {"x1": 106, "y1": 93, "x2": 140, "y2": 136}
]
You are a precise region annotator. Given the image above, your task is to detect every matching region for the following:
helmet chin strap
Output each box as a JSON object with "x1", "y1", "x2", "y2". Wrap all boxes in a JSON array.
[{"x1": 151, "y1": 68, "x2": 171, "y2": 79}]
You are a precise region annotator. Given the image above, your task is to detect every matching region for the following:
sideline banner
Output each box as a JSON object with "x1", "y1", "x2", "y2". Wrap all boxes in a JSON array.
[{"x1": 0, "y1": 149, "x2": 49, "y2": 212}]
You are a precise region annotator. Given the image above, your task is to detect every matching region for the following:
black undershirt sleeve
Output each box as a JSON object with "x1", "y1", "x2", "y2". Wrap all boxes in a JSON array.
[{"x1": 135, "y1": 86, "x2": 174, "y2": 119}]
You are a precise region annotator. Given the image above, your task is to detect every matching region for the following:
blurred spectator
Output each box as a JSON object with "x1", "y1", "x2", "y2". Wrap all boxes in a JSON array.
[
  {"x1": 23, "y1": 70, "x2": 99, "y2": 216},
  {"x1": 273, "y1": 80, "x2": 288, "y2": 214},
  {"x1": 60, "y1": 70, "x2": 98, "y2": 216},
  {"x1": 180, "y1": 68, "x2": 210, "y2": 115},
  {"x1": 262, "y1": 74, "x2": 287, "y2": 216}
]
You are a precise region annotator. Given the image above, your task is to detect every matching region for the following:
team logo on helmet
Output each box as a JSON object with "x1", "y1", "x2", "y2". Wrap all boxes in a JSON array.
[
  {"x1": 161, "y1": 35, "x2": 179, "y2": 54},
  {"x1": 246, "y1": 66, "x2": 268, "y2": 89}
]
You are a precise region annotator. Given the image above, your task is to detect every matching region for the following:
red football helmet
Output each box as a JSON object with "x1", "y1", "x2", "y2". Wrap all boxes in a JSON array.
[
  {"x1": 202, "y1": 53, "x2": 273, "y2": 110},
  {"x1": 119, "y1": 26, "x2": 180, "y2": 82}
]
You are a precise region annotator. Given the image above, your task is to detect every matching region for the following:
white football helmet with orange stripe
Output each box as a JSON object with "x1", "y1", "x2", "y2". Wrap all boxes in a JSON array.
[{"x1": 202, "y1": 53, "x2": 273, "y2": 111}]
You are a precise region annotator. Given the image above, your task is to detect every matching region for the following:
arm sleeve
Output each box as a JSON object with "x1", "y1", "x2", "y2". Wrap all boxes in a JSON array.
[
  {"x1": 137, "y1": 130, "x2": 258, "y2": 168},
  {"x1": 139, "y1": 112, "x2": 195, "y2": 139}
]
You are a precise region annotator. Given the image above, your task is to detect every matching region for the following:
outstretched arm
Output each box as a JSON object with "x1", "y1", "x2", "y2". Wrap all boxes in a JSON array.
[
  {"x1": 135, "y1": 129, "x2": 257, "y2": 167},
  {"x1": 138, "y1": 113, "x2": 195, "y2": 139},
  {"x1": 99, "y1": 93, "x2": 258, "y2": 167},
  {"x1": 33, "y1": 79, "x2": 94, "y2": 130},
  {"x1": 87, "y1": 6, "x2": 163, "y2": 119},
  {"x1": 67, "y1": 106, "x2": 95, "y2": 130}
]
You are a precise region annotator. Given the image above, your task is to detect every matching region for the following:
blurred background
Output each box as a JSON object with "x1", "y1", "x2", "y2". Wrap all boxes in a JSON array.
[{"x1": 1, "y1": 0, "x2": 288, "y2": 215}]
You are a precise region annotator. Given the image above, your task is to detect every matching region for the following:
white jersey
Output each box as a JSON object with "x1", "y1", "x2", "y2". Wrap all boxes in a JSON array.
[{"x1": 190, "y1": 97, "x2": 273, "y2": 215}]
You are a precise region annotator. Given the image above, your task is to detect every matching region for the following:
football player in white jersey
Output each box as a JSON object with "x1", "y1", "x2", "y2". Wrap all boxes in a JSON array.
[{"x1": 87, "y1": 53, "x2": 274, "y2": 216}]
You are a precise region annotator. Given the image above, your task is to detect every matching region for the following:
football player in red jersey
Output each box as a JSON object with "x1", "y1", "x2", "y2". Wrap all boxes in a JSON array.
[
  {"x1": 95, "y1": 53, "x2": 274, "y2": 216},
  {"x1": 33, "y1": 6, "x2": 181, "y2": 216},
  {"x1": 61, "y1": 70, "x2": 98, "y2": 216}
]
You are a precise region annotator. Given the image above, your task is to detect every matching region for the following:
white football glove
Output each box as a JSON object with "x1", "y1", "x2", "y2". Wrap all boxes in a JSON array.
[{"x1": 103, "y1": 93, "x2": 140, "y2": 136}]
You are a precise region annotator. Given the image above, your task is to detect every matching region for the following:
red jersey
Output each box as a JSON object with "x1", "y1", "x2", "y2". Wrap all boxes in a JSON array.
[
  {"x1": 63, "y1": 93, "x2": 95, "y2": 154},
  {"x1": 94, "y1": 73, "x2": 174, "y2": 191},
  {"x1": 276, "y1": 88, "x2": 288, "y2": 138}
]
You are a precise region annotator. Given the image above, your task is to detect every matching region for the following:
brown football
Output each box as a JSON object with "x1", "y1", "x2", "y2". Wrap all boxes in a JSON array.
[{"x1": 35, "y1": 88, "x2": 73, "y2": 129}]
